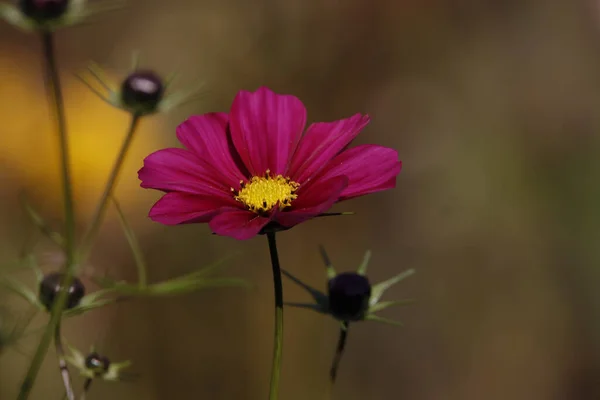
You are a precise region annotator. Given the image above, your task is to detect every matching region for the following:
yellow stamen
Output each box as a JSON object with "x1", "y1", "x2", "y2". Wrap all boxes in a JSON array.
[{"x1": 233, "y1": 169, "x2": 300, "y2": 214}]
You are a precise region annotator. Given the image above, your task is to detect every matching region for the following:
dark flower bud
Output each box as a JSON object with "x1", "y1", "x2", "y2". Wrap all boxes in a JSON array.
[
  {"x1": 120, "y1": 70, "x2": 164, "y2": 112},
  {"x1": 328, "y1": 272, "x2": 371, "y2": 321},
  {"x1": 39, "y1": 272, "x2": 85, "y2": 311},
  {"x1": 18, "y1": 0, "x2": 70, "y2": 21},
  {"x1": 85, "y1": 352, "x2": 111, "y2": 376}
]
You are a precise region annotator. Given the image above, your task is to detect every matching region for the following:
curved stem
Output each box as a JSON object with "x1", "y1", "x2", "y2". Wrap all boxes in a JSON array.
[
  {"x1": 79, "y1": 113, "x2": 142, "y2": 260},
  {"x1": 17, "y1": 31, "x2": 76, "y2": 400},
  {"x1": 329, "y1": 321, "x2": 349, "y2": 383},
  {"x1": 55, "y1": 321, "x2": 75, "y2": 400},
  {"x1": 266, "y1": 232, "x2": 284, "y2": 400},
  {"x1": 80, "y1": 378, "x2": 93, "y2": 400},
  {"x1": 325, "y1": 322, "x2": 349, "y2": 400}
]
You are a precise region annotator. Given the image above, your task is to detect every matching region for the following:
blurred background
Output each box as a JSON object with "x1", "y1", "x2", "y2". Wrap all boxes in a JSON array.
[{"x1": 2, "y1": 0, "x2": 600, "y2": 398}]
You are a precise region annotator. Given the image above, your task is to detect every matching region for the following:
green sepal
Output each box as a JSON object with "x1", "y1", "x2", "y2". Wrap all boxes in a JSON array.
[
  {"x1": 64, "y1": 288, "x2": 117, "y2": 317},
  {"x1": 356, "y1": 250, "x2": 371, "y2": 276},
  {"x1": 365, "y1": 314, "x2": 404, "y2": 326},
  {"x1": 105, "y1": 360, "x2": 132, "y2": 381},
  {"x1": 368, "y1": 299, "x2": 415, "y2": 314},
  {"x1": 319, "y1": 245, "x2": 336, "y2": 280},
  {"x1": 369, "y1": 268, "x2": 415, "y2": 307},
  {"x1": 281, "y1": 269, "x2": 328, "y2": 311},
  {"x1": 0, "y1": 3, "x2": 35, "y2": 31}
]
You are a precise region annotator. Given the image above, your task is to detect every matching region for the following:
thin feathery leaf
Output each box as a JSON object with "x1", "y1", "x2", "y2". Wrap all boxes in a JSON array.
[
  {"x1": 19, "y1": 193, "x2": 64, "y2": 247},
  {"x1": 112, "y1": 197, "x2": 147, "y2": 287},
  {"x1": 175, "y1": 253, "x2": 240, "y2": 281},
  {"x1": 65, "y1": 298, "x2": 119, "y2": 317},
  {"x1": 0, "y1": 277, "x2": 42, "y2": 309},
  {"x1": 136, "y1": 277, "x2": 249, "y2": 296}
]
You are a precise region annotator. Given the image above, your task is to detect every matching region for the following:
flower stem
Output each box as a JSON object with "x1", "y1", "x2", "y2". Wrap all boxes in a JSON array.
[
  {"x1": 330, "y1": 321, "x2": 349, "y2": 383},
  {"x1": 79, "y1": 378, "x2": 93, "y2": 400},
  {"x1": 16, "y1": 30, "x2": 77, "y2": 400},
  {"x1": 40, "y1": 31, "x2": 76, "y2": 266},
  {"x1": 79, "y1": 112, "x2": 142, "y2": 260},
  {"x1": 266, "y1": 232, "x2": 284, "y2": 400},
  {"x1": 55, "y1": 321, "x2": 75, "y2": 400}
]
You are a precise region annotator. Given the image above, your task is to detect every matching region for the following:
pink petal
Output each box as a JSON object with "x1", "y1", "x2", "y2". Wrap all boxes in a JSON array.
[
  {"x1": 149, "y1": 192, "x2": 229, "y2": 225},
  {"x1": 208, "y1": 208, "x2": 271, "y2": 240},
  {"x1": 317, "y1": 144, "x2": 401, "y2": 201},
  {"x1": 229, "y1": 87, "x2": 307, "y2": 176},
  {"x1": 139, "y1": 148, "x2": 238, "y2": 205},
  {"x1": 275, "y1": 175, "x2": 348, "y2": 227},
  {"x1": 288, "y1": 113, "x2": 370, "y2": 184},
  {"x1": 176, "y1": 113, "x2": 247, "y2": 187}
]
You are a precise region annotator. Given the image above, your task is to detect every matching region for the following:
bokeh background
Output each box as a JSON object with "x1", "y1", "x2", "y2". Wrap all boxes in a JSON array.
[{"x1": 2, "y1": 0, "x2": 600, "y2": 399}]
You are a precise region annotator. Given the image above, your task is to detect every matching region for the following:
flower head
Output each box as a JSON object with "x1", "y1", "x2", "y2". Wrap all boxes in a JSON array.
[
  {"x1": 328, "y1": 272, "x2": 372, "y2": 321},
  {"x1": 120, "y1": 70, "x2": 165, "y2": 113},
  {"x1": 139, "y1": 87, "x2": 402, "y2": 240},
  {"x1": 39, "y1": 272, "x2": 85, "y2": 311},
  {"x1": 0, "y1": 0, "x2": 122, "y2": 32},
  {"x1": 75, "y1": 58, "x2": 205, "y2": 116},
  {"x1": 283, "y1": 246, "x2": 414, "y2": 326},
  {"x1": 66, "y1": 346, "x2": 131, "y2": 381},
  {"x1": 19, "y1": 0, "x2": 69, "y2": 21}
]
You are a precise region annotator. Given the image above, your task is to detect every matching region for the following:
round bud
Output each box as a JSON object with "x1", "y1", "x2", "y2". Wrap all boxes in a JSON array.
[
  {"x1": 18, "y1": 0, "x2": 69, "y2": 21},
  {"x1": 327, "y1": 272, "x2": 371, "y2": 321},
  {"x1": 85, "y1": 352, "x2": 111, "y2": 376},
  {"x1": 38, "y1": 272, "x2": 85, "y2": 312},
  {"x1": 120, "y1": 70, "x2": 164, "y2": 112}
]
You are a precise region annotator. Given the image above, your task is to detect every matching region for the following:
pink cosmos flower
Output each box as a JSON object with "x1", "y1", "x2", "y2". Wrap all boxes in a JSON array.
[{"x1": 138, "y1": 87, "x2": 401, "y2": 240}]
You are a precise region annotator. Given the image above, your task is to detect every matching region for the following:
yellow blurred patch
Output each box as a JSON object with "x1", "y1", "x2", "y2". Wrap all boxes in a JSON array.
[{"x1": 0, "y1": 52, "x2": 166, "y2": 215}]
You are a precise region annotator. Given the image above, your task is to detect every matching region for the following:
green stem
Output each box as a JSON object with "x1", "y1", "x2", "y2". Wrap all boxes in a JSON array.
[
  {"x1": 329, "y1": 321, "x2": 349, "y2": 383},
  {"x1": 266, "y1": 232, "x2": 284, "y2": 400},
  {"x1": 40, "y1": 31, "x2": 76, "y2": 265},
  {"x1": 79, "y1": 113, "x2": 141, "y2": 260},
  {"x1": 79, "y1": 378, "x2": 93, "y2": 400},
  {"x1": 17, "y1": 30, "x2": 76, "y2": 400}
]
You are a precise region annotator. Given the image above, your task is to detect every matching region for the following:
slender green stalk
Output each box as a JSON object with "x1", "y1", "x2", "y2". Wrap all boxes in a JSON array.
[
  {"x1": 40, "y1": 31, "x2": 76, "y2": 267},
  {"x1": 17, "y1": 30, "x2": 77, "y2": 400},
  {"x1": 79, "y1": 378, "x2": 93, "y2": 400},
  {"x1": 325, "y1": 322, "x2": 349, "y2": 400},
  {"x1": 55, "y1": 321, "x2": 74, "y2": 400},
  {"x1": 79, "y1": 113, "x2": 142, "y2": 260},
  {"x1": 266, "y1": 232, "x2": 284, "y2": 400},
  {"x1": 329, "y1": 322, "x2": 349, "y2": 383}
]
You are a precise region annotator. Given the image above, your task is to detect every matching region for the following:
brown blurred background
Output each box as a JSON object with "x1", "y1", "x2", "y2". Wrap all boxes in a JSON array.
[{"x1": 2, "y1": 0, "x2": 600, "y2": 399}]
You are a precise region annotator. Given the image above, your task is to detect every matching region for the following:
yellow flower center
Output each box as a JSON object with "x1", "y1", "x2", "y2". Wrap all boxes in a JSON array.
[{"x1": 233, "y1": 170, "x2": 300, "y2": 214}]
